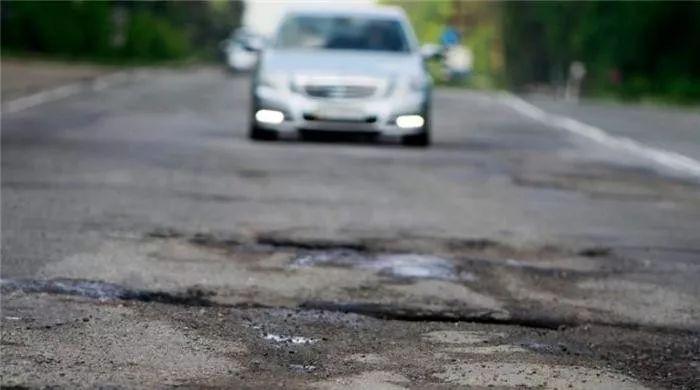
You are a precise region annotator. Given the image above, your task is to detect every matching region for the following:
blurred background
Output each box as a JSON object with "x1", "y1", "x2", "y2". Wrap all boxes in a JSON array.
[{"x1": 2, "y1": 0, "x2": 700, "y2": 104}]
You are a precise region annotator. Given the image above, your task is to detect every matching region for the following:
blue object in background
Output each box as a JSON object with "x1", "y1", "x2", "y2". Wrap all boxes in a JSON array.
[{"x1": 440, "y1": 26, "x2": 460, "y2": 47}]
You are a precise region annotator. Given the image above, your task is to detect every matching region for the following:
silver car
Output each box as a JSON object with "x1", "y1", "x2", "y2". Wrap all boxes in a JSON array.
[{"x1": 249, "y1": 6, "x2": 432, "y2": 146}]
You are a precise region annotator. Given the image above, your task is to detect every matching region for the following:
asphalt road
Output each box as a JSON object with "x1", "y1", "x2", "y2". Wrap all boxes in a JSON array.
[{"x1": 2, "y1": 68, "x2": 699, "y2": 388}]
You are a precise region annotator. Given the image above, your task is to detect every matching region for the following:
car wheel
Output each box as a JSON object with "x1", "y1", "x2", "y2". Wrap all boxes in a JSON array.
[
  {"x1": 249, "y1": 124, "x2": 278, "y2": 141},
  {"x1": 402, "y1": 127, "x2": 430, "y2": 147}
]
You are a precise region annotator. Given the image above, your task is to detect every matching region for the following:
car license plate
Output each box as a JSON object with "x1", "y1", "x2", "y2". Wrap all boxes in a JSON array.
[{"x1": 315, "y1": 104, "x2": 365, "y2": 120}]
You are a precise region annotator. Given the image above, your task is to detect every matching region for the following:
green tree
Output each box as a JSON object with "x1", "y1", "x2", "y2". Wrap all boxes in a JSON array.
[
  {"x1": 1, "y1": 1, "x2": 245, "y2": 63},
  {"x1": 502, "y1": 1, "x2": 700, "y2": 102}
]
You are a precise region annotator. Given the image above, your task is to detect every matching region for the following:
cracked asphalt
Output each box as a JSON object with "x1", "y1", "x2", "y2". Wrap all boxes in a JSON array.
[{"x1": 2, "y1": 67, "x2": 699, "y2": 388}]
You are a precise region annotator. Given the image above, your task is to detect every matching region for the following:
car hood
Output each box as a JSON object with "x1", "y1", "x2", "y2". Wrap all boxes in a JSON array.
[{"x1": 259, "y1": 49, "x2": 424, "y2": 80}]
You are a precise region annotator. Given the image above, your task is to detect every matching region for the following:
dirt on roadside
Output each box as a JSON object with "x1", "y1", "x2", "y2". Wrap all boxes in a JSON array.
[{"x1": 1, "y1": 58, "x2": 115, "y2": 101}]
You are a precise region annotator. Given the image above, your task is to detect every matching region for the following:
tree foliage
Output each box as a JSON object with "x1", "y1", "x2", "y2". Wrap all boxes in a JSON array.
[
  {"x1": 1, "y1": 0, "x2": 244, "y2": 62},
  {"x1": 383, "y1": 0, "x2": 503, "y2": 88},
  {"x1": 386, "y1": 0, "x2": 700, "y2": 102},
  {"x1": 502, "y1": 1, "x2": 700, "y2": 102}
]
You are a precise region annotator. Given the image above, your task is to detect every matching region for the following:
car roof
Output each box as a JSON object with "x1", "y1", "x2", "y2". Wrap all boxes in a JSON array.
[{"x1": 283, "y1": 5, "x2": 407, "y2": 20}]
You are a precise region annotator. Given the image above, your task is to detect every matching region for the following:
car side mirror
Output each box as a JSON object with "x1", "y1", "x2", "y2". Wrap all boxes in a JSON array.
[
  {"x1": 243, "y1": 39, "x2": 265, "y2": 52},
  {"x1": 420, "y1": 44, "x2": 442, "y2": 60}
]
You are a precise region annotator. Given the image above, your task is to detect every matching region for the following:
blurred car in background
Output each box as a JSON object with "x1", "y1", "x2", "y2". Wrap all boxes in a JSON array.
[
  {"x1": 249, "y1": 6, "x2": 433, "y2": 146},
  {"x1": 221, "y1": 28, "x2": 264, "y2": 72}
]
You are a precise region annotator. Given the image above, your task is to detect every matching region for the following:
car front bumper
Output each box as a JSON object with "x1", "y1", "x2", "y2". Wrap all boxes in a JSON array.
[{"x1": 252, "y1": 86, "x2": 429, "y2": 136}]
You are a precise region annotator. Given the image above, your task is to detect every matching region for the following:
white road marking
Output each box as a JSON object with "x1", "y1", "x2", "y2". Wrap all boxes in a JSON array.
[
  {"x1": 2, "y1": 71, "x2": 136, "y2": 114},
  {"x1": 499, "y1": 92, "x2": 700, "y2": 178}
]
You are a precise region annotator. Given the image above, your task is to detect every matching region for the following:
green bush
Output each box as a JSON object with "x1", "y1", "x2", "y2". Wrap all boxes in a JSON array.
[
  {"x1": 1, "y1": 1, "x2": 111, "y2": 57},
  {"x1": 1, "y1": 1, "x2": 243, "y2": 63},
  {"x1": 123, "y1": 11, "x2": 189, "y2": 61},
  {"x1": 502, "y1": 1, "x2": 700, "y2": 103}
]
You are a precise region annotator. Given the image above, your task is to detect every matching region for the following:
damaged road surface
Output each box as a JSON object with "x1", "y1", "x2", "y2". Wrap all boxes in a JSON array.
[
  {"x1": 2, "y1": 68, "x2": 700, "y2": 388},
  {"x1": 3, "y1": 292, "x2": 696, "y2": 389}
]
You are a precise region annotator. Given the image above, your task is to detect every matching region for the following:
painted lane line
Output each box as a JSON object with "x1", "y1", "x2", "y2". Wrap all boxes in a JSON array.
[
  {"x1": 498, "y1": 93, "x2": 700, "y2": 178},
  {"x1": 4, "y1": 83, "x2": 81, "y2": 113},
  {"x1": 2, "y1": 71, "x2": 135, "y2": 114}
]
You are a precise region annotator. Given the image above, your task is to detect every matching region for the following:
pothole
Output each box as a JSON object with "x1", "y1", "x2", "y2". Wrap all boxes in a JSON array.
[{"x1": 291, "y1": 250, "x2": 475, "y2": 282}]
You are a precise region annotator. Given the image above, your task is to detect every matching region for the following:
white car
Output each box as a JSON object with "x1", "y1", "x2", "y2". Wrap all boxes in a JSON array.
[{"x1": 249, "y1": 6, "x2": 433, "y2": 146}]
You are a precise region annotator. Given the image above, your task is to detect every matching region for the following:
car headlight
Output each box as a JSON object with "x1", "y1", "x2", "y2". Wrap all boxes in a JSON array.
[{"x1": 258, "y1": 72, "x2": 289, "y2": 91}]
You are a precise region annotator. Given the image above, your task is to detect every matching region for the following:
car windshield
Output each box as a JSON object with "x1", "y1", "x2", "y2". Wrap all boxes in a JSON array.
[{"x1": 275, "y1": 15, "x2": 411, "y2": 53}]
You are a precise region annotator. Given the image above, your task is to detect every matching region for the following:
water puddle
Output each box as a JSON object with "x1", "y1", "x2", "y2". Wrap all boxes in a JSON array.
[
  {"x1": 1, "y1": 278, "x2": 215, "y2": 306},
  {"x1": 374, "y1": 254, "x2": 468, "y2": 280},
  {"x1": 263, "y1": 333, "x2": 318, "y2": 345},
  {"x1": 289, "y1": 364, "x2": 317, "y2": 373},
  {"x1": 1, "y1": 278, "x2": 133, "y2": 300},
  {"x1": 291, "y1": 250, "x2": 474, "y2": 281},
  {"x1": 292, "y1": 249, "x2": 369, "y2": 268}
]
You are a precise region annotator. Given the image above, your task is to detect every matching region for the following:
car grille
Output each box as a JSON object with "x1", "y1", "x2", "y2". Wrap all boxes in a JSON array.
[{"x1": 304, "y1": 85, "x2": 377, "y2": 99}]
